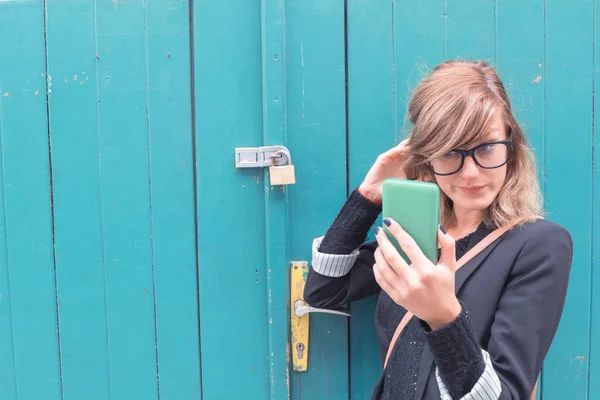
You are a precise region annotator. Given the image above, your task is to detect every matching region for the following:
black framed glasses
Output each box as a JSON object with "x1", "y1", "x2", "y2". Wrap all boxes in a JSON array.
[{"x1": 429, "y1": 140, "x2": 512, "y2": 176}]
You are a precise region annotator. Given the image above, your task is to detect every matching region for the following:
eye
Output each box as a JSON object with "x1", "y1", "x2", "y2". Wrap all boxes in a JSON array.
[
  {"x1": 442, "y1": 150, "x2": 459, "y2": 158},
  {"x1": 477, "y1": 143, "x2": 496, "y2": 153}
]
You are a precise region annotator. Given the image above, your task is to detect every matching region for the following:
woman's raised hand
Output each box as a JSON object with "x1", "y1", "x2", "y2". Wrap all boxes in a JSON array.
[{"x1": 358, "y1": 139, "x2": 410, "y2": 203}]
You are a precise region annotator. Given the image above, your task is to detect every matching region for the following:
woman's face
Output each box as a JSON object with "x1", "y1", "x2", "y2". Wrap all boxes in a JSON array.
[{"x1": 433, "y1": 114, "x2": 509, "y2": 215}]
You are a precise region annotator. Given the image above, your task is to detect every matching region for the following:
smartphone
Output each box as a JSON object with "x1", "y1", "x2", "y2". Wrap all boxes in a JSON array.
[{"x1": 381, "y1": 179, "x2": 440, "y2": 264}]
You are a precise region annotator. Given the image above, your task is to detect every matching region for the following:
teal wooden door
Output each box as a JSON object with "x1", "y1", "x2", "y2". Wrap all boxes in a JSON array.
[
  {"x1": 0, "y1": 1, "x2": 201, "y2": 399},
  {"x1": 0, "y1": 0, "x2": 599, "y2": 399}
]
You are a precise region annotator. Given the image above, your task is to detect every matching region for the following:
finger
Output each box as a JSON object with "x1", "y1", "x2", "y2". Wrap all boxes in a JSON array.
[
  {"x1": 374, "y1": 247, "x2": 401, "y2": 282},
  {"x1": 382, "y1": 218, "x2": 427, "y2": 265},
  {"x1": 437, "y1": 227, "x2": 456, "y2": 270},
  {"x1": 373, "y1": 251, "x2": 400, "y2": 298},
  {"x1": 383, "y1": 139, "x2": 410, "y2": 157},
  {"x1": 375, "y1": 227, "x2": 410, "y2": 273}
]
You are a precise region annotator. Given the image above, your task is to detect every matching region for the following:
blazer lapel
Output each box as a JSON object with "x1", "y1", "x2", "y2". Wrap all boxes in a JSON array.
[{"x1": 455, "y1": 225, "x2": 503, "y2": 295}]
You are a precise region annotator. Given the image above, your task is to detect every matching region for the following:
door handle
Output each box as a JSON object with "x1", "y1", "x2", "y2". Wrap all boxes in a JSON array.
[
  {"x1": 294, "y1": 301, "x2": 350, "y2": 318},
  {"x1": 290, "y1": 261, "x2": 350, "y2": 372}
]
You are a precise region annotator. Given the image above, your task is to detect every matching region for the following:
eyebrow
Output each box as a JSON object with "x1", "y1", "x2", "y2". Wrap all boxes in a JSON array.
[{"x1": 457, "y1": 135, "x2": 504, "y2": 150}]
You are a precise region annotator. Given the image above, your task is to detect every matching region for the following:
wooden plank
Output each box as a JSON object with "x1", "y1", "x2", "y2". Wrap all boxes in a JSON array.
[
  {"x1": 0, "y1": 90, "x2": 17, "y2": 400},
  {"x1": 145, "y1": 1, "x2": 203, "y2": 399},
  {"x1": 346, "y1": 1, "x2": 394, "y2": 398},
  {"x1": 260, "y1": 0, "x2": 291, "y2": 398},
  {"x1": 193, "y1": 0, "x2": 270, "y2": 398},
  {"x1": 446, "y1": 0, "x2": 495, "y2": 61},
  {"x1": 590, "y1": 0, "x2": 600, "y2": 398},
  {"x1": 495, "y1": 0, "x2": 545, "y2": 193},
  {"x1": 44, "y1": 1, "x2": 110, "y2": 399},
  {"x1": 394, "y1": 0, "x2": 445, "y2": 125},
  {"x1": 0, "y1": 1, "x2": 62, "y2": 399},
  {"x1": 496, "y1": 5, "x2": 545, "y2": 398},
  {"x1": 285, "y1": 0, "x2": 349, "y2": 398},
  {"x1": 543, "y1": 1, "x2": 593, "y2": 398},
  {"x1": 95, "y1": 2, "x2": 159, "y2": 398}
]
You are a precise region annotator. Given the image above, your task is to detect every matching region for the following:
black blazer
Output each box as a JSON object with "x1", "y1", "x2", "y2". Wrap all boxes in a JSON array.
[{"x1": 305, "y1": 219, "x2": 573, "y2": 399}]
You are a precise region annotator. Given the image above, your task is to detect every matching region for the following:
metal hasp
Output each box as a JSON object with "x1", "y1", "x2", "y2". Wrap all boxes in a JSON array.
[
  {"x1": 235, "y1": 145, "x2": 296, "y2": 185},
  {"x1": 290, "y1": 261, "x2": 350, "y2": 372},
  {"x1": 235, "y1": 145, "x2": 292, "y2": 168}
]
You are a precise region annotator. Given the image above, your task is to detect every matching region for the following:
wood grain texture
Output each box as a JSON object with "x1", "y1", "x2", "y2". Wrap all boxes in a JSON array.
[
  {"x1": 285, "y1": 0, "x2": 349, "y2": 398},
  {"x1": 194, "y1": 0, "x2": 271, "y2": 398},
  {"x1": 592, "y1": 1, "x2": 600, "y2": 397},
  {"x1": 95, "y1": 1, "x2": 159, "y2": 398},
  {"x1": 261, "y1": 0, "x2": 291, "y2": 398},
  {"x1": 45, "y1": 0, "x2": 110, "y2": 398},
  {"x1": 146, "y1": 0, "x2": 202, "y2": 398},
  {"x1": 346, "y1": 1, "x2": 395, "y2": 398},
  {"x1": 543, "y1": 1, "x2": 594, "y2": 399},
  {"x1": 0, "y1": 1, "x2": 62, "y2": 399}
]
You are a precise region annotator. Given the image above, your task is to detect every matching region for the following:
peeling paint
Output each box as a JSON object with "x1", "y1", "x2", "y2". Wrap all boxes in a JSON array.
[{"x1": 532, "y1": 76, "x2": 542, "y2": 84}]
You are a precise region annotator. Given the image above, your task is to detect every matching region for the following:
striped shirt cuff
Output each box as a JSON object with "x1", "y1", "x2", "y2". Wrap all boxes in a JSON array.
[
  {"x1": 436, "y1": 350, "x2": 502, "y2": 400},
  {"x1": 311, "y1": 236, "x2": 360, "y2": 277}
]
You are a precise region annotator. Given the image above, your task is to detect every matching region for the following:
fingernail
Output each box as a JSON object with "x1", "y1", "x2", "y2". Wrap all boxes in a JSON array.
[
  {"x1": 440, "y1": 225, "x2": 447, "y2": 234},
  {"x1": 383, "y1": 218, "x2": 392, "y2": 227},
  {"x1": 375, "y1": 227, "x2": 381, "y2": 235}
]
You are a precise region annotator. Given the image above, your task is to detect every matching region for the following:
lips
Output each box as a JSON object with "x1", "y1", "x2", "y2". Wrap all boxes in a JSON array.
[{"x1": 459, "y1": 186, "x2": 484, "y2": 194}]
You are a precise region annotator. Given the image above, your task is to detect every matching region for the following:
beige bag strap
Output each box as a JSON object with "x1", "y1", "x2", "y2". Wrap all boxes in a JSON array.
[{"x1": 382, "y1": 219, "x2": 539, "y2": 399}]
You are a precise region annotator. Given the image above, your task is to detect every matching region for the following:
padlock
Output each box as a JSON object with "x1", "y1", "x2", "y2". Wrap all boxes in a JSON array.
[
  {"x1": 269, "y1": 149, "x2": 296, "y2": 185},
  {"x1": 269, "y1": 164, "x2": 296, "y2": 185}
]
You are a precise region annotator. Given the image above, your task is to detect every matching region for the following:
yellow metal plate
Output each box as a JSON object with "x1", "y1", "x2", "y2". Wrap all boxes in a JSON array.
[{"x1": 290, "y1": 261, "x2": 309, "y2": 372}]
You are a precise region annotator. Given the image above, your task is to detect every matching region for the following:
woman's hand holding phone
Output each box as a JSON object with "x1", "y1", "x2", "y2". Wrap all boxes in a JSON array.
[
  {"x1": 358, "y1": 140, "x2": 410, "y2": 203},
  {"x1": 373, "y1": 217, "x2": 462, "y2": 331}
]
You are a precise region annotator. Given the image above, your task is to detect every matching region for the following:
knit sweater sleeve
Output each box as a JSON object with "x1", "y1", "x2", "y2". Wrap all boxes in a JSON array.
[
  {"x1": 303, "y1": 188, "x2": 383, "y2": 309},
  {"x1": 318, "y1": 187, "x2": 382, "y2": 254}
]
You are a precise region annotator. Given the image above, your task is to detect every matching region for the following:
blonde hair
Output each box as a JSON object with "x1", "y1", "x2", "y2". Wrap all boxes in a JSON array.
[{"x1": 402, "y1": 60, "x2": 543, "y2": 228}]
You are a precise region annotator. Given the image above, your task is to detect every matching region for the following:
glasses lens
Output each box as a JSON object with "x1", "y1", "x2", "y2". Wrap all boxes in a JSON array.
[
  {"x1": 474, "y1": 143, "x2": 509, "y2": 168},
  {"x1": 430, "y1": 151, "x2": 463, "y2": 175}
]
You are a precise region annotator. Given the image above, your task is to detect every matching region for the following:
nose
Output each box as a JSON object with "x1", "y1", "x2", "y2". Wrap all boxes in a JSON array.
[{"x1": 460, "y1": 155, "x2": 480, "y2": 179}]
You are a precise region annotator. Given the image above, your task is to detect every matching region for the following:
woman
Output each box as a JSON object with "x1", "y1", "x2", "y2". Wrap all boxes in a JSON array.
[{"x1": 304, "y1": 60, "x2": 573, "y2": 400}]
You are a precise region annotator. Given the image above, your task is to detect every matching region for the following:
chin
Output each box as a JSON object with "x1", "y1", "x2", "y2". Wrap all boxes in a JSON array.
[{"x1": 452, "y1": 192, "x2": 496, "y2": 212}]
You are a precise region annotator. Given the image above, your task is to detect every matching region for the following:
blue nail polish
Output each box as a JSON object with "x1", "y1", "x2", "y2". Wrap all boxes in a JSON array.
[
  {"x1": 383, "y1": 218, "x2": 392, "y2": 227},
  {"x1": 440, "y1": 225, "x2": 447, "y2": 234},
  {"x1": 375, "y1": 227, "x2": 381, "y2": 235}
]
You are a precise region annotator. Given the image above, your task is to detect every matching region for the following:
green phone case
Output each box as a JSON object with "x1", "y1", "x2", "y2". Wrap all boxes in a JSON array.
[{"x1": 381, "y1": 179, "x2": 440, "y2": 264}]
